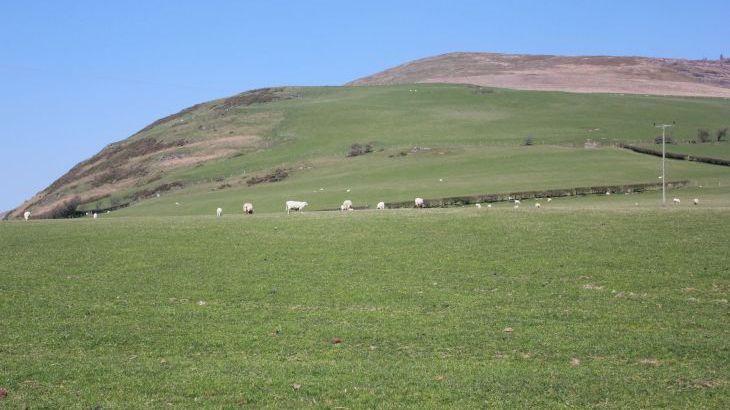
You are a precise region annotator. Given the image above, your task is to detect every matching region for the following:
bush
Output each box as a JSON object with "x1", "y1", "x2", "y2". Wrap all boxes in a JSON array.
[
  {"x1": 654, "y1": 136, "x2": 674, "y2": 144},
  {"x1": 347, "y1": 143, "x2": 374, "y2": 157},
  {"x1": 523, "y1": 136, "x2": 534, "y2": 146},
  {"x1": 47, "y1": 196, "x2": 83, "y2": 219},
  {"x1": 246, "y1": 168, "x2": 288, "y2": 186},
  {"x1": 697, "y1": 129, "x2": 711, "y2": 143}
]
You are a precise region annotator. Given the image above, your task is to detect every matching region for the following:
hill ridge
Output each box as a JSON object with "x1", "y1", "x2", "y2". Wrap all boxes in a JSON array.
[{"x1": 347, "y1": 51, "x2": 730, "y2": 97}]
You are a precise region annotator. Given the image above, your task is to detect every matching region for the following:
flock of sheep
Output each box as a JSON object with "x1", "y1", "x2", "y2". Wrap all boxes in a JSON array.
[
  {"x1": 209, "y1": 195, "x2": 702, "y2": 216},
  {"x1": 18, "y1": 195, "x2": 703, "y2": 221}
]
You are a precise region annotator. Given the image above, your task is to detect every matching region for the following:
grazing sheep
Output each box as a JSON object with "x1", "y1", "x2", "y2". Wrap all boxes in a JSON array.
[
  {"x1": 341, "y1": 199, "x2": 353, "y2": 211},
  {"x1": 693, "y1": 198, "x2": 699, "y2": 205},
  {"x1": 547, "y1": 198, "x2": 552, "y2": 202},
  {"x1": 487, "y1": 204, "x2": 492, "y2": 208},
  {"x1": 606, "y1": 191, "x2": 611, "y2": 196},
  {"x1": 414, "y1": 197, "x2": 425, "y2": 208},
  {"x1": 23, "y1": 211, "x2": 31, "y2": 221},
  {"x1": 175, "y1": 202, "x2": 180, "y2": 206},
  {"x1": 513, "y1": 204, "x2": 519, "y2": 209},
  {"x1": 376, "y1": 201, "x2": 385, "y2": 210},
  {"x1": 286, "y1": 200, "x2": 308, "y2": 214},
  {"x1": 242, "y1": 202, "x2": 254, "y2": 214},
  {"x1": 475, "y1": 203, "x2": 482, "y2": 208},
  {"x1": 672, "y1": 198, "x2": 680, "y2": 204},
  {"x1": 535, "y1": 203, "x2": 541, "y2": 208},
  {"x1": 216, "y1": 207, "x2": 223, "y2": 217},
  {"x1": 514, "y1": 200, "x2": 521, "y2": 205},
  {"x1": 93, "y1": 213, "x2": 98, "y2": 219}
]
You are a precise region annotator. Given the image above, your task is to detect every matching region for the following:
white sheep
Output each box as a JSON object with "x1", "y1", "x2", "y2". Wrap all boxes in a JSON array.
[
  {"x1": 606, "y1": 191, "x2": 611, "y2": 196},
  {"x1": 376, "y1": 201, "x2": 385, "y2": 210},
  {"x1": 415, "y1": 198, "x2": 425, "y2": 208},
  {"x1": 340, "y1": 204, "x2": 347, "y2": 212},
  {"x1": 23, "y1": 211, "x2": 31, "y2": 221},
  {"x1": 693, "y1": 198, "x2": 699, "y2": 205},
  {"x1": 672, "y1": 198, "x2": 680, "y2": 204},
  {"x1": 93, "y1": 213, "x2": 98, "y2": 219},
  {"x1": 475, "y1": 203, "x2": 482, "y2": 208},
  {"x1": 216, "y1": 207, "x2": 223, "y2": 217},
  {"x1": 535, "y1": 203, "x2": 541, "y2": 208},
  {"x1": 487, "y1": 204, "x2": 492, "y2": 208},
  {"x1": 514, "y1": 200, "x2": 521, "y2": 205},
  {"x1": 547, "y1": 198, "x2": 552, "y2": 202},
  {"x1": 286, "y1": 200, "x2": 308, "y2": 214},
  {"x1": 242, "y1": 202, "x2": 254, "y2": 214},
  {"x1": 513, "y1": 204, "x2": 519, "y2": 209},
  {"x1": 341, "y1": 199, "x2": 353, "y2": 211}
]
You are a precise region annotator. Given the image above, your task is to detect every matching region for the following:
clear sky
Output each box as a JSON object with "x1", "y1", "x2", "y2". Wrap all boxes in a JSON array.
[{"x1": 1, "y1": 0, "x2": 728, "y2": 211}]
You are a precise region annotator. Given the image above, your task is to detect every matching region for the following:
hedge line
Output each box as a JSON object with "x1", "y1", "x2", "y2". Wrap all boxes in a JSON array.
[
  {"x1": 619, "y1": 144, "x2": 730, "y2": 167},
  {"x1": 384, "y1": 180, "x2": 690, "y2": 209}
]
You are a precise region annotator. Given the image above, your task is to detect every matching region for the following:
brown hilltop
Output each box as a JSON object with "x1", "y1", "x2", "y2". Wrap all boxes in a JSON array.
[{"x1": 347, "y1": 52, "x2": 730, "y2": 97}]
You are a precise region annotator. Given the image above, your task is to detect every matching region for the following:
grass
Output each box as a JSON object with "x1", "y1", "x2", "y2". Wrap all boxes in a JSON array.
[{"x1": 1, "y1": 207, "x2": 728, "y2": 408}]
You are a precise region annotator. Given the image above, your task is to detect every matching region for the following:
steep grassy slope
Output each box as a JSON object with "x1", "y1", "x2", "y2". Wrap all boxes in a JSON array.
[
  {"x1": 10, "y1": 84, "x2": 730, "y2": 218},
  {"x1": 1, "y1": 209, "x2": 728, "y2": 407}
]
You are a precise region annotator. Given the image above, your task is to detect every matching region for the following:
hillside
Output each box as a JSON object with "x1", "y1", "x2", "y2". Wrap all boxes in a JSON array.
[
  {"x1": 348, "y1": 52, "x2": 730, "y2": 97},
  {"x1": 7, "y1": 83, "x2": 730, "y2": 219}
]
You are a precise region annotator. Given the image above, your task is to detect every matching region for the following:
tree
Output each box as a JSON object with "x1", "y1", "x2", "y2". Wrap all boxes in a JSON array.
[
  {"x1": 717, "y1": 127, "x2": 728, "y2": 142},
  {"x1": 697, "y1": 128, "x2": 711, "y2": 143}
]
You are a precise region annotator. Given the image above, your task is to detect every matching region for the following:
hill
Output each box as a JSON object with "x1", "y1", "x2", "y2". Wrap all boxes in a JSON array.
[
  {"x1": 348, "y1": 52, "x2": 730, "y2": 97},
  {"x1": 6, "y1": 83, "x2": 730, "y2": 219}
]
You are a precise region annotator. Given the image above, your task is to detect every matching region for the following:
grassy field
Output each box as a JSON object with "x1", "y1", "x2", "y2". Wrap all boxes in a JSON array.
[{"x1": 1, "y1": 207, "x2": 728, "y2": 408}]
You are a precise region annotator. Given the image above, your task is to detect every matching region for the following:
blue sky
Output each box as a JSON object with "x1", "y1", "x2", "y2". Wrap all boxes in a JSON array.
[{"x1": 1, "y1": 0, "x2": 728, "y2": 211}]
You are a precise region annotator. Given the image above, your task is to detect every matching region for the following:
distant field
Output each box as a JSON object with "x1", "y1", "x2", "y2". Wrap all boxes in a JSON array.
[
  {"x1": 108, "y1": 143, "x2": 730, "y2": 216},
  {"x1": 1, "y1": 208, "x2": 728, "y2": 408}
]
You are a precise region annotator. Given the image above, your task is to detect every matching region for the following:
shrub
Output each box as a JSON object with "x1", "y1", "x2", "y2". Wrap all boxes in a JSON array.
[
  {"x1": 47, "y1": 196, "x2": 83, "y2": 219},
  {"x1": 246, "y1": 168, "x2": 288, "y2": 186},
  {"x1": 524, "y1": 136, "x2": 534, "y2": 146},
  {"x1": 654, "y1": 136, "x2": 674, "y2": 144},
  {"x1": 347, "y1": 143, "x2": 374, "y2": 157}
]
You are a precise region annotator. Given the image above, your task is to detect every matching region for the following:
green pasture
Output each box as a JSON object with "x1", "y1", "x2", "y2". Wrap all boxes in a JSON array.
[{"x1": 1, "y1": 209, "x2": 728, "y2": 408}]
